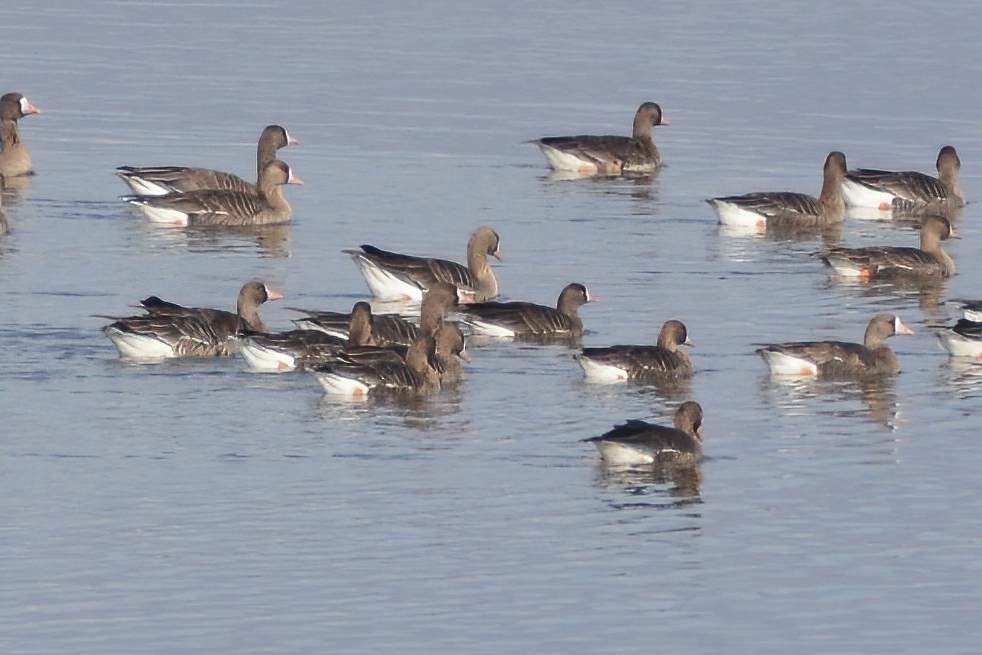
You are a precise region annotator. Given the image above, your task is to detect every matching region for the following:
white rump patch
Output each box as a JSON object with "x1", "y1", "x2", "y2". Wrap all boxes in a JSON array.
[
  {"x1": 593, "y1": 441, "x2": 656, "y2": 466},
  {"x1": 709, "y1": 199, "x2": 767, "y2": 231},
  {"x1": 350, "y1": 255, "x2": 424, "y2": 301},
  {"x1": 239, "y1": 340, "x2": 296, "y2": 372},
  {"x1": 460, "y1": 318, "x2": 515, "y2": 338},
  {"x1": 130, "y1": 201, "x2": 189, "y2": 226},
  {"x1": 576, "y1": 355, "x2": 629, "y2": 383},
  {"x1": 538, "y1": 144, "x2": 598, "y2": 173},
  {"x1": 314, "y1": 371, "x2": 371, "y2": 397},
  {"x1": 105, "y1": 327, "x2": 175, "y2": 360},
  {"x1": 759, "y1": 350, "x2": 819, "y2": 377},
  {"x1": 117, "y1": 173, "x2": 172, "y2": 197},
  {"x1": 840, "y1": 178, "x2": 898, "y2": 209}
]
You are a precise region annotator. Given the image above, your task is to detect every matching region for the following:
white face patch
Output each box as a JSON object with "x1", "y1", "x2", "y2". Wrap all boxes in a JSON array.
[
  {"x1": 585, "y1": 287, "x2": 592, "y2": 302},
  {"x1": 19, "y1": 96, "x2": 30, "y2": 114},
  {"x1": 894, "y1": 315, "x2": 901, "y2": 333}
]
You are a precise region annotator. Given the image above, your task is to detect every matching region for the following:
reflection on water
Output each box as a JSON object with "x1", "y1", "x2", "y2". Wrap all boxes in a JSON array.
[
  {"x1": 316, "y1": 382, "x2": 466, "y2": 427},
  {"x1": 592, "y1": 461, "x2": 703, "y2": 512},
  {"x1": 758, "y1": 374, "x2": 902, "y2": 430},
  {"x1": 136, "y1": 221, "x2": 293, "y2": 258},
  {"x1": 716, "y1": 219, "x2": 843, "y2": 246},
  {"x1": 939, "y1": 359, "x2": 982, "y2": 399},
  {"x1": 825, "y1": 275, "x2": 946, "y2": 316}
]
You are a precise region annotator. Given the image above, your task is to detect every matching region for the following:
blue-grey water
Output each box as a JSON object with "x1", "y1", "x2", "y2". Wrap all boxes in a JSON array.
[{"x1": 3, "y1": 2, "x2": 982, "y2": 653}]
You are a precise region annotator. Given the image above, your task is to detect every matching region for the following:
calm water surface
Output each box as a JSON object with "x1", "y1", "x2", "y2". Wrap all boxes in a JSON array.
[{"x1": 3, "y1": 2, "x2": 982, "y2": 653}]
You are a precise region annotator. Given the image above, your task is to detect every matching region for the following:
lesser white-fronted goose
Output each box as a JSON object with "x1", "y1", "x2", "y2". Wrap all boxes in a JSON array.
[
  {"x1": 344, "y1": 226, "x2": 501, "y2": 302},
  {"x1": 238, "y1": 301, "x2": 376, "y2": 372},
  {"x1": 102, "y1": 281, "x2": 282, "y2": 359},
  {"x1": 708, "y1": 152, "x2": 847, "y2": 232},
  {"x1": 125, "y1": 160, "x2": 302, "y2": 226},
  {"x1": 532, "y1": 102, "x2": 668, "y2": 175},
  {"x1": 116, "y1": 125, "x2": 298, "y2": 197},
  {"x1": 584, "y1": 401, "x2": 704, "y2": 466},
  {"x1": 576, "y1": 320, "x2": 693, "y2": 382},
  {"x1": 841, "y1": 146, "x2": 964, "y2": 211},
  {"x1": 821, "y1": 215, "x2": 956, "y2": 279},
  {"x1": 458, "y1": 283, "x2": 594, "y2": 338},
  {"x1": 757, "y1": 314, "x2": 914, "y2": 377},
  {"x1": 0, "y1": 93, "x2": 41, "y2": 178},
  {"x1": 937, "y1": 318, "x2": 982, "y2": 359}
]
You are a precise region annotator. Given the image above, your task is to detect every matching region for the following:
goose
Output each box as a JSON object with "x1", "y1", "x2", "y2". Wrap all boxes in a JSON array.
[
  {"x1": 757, "y1": 314, "x2": 914, "y2": 377},
  {"x1": 312, "y1": 332, "x2": 443, "y2": 398},
  {"x1": 821, "y1": 215, "x2": 956, "y2": 279},
  {"x1": 841, "y1": 146, "x2": 964, "y2": 211},
  {"x1": 458, "y1": 283, "x2": 594, "y2": 338},
  {"x1": 0, "y1": 93, "x2": 41, "y2": 178},
  {"x1": 584, "y1": 401, "x2": 704, "y2": 466},
  {"x1": 344, "y1": 226, "x2": 501, "y2": 302},
  {"x1": 116, "y1": 125, "x2": 298, "y2": 196},
  {"x1": 576, "y1": 320, "x2": 693, "y2": 382},
  {"x1": 238, "y1": 301, "x2": 376, "y2": 372},
  {"x1": 125, "y1": 160, "x2": 302, "y2": 226},
  {"x1": 531, "y1": 102, "x2": 668, "y2": 175},
  {"x1": 708, "y1": 151, "x2": 847, "y2": 232},
  {"x1": 102, "y1": 281, "x2": 282, "y2": 359}
]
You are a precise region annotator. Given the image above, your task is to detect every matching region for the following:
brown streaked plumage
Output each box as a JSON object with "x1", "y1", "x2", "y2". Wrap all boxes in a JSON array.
[
  {"x1": 576, "y1": 320, "x2": 694, "y2": 382},
  {"x1": 125, "y1": 160, "x2": 302, "y2": 226},
  {"x1": 533, "y1": 102, "x2": 667, "y2": 175},
  {"x1": 0, "y1": 92, "x2": 41, "y2": 178},
  {"x1": 459, "y1": 283, "x2": 594, "y2": 338},
  {"x1": 116, "y1": 125, "x2": 298, "y2": 196},
  {"x1": 708, "y1": 151, "x2": 847, "y2": 230},
  {"x1": 757, "y1": 314, "x2": 914, "y2": 377},
  {"x1": 821, "y1": 215, "x2": 956, "y2": 279},
  {"x1": 584, "y1": 401, "x2": 704, "y2": 466},
  {"x1": 343, "y1": 226, "x2": 501, "y2": 302},
  {"x1": 842, "y1": 145, "x2": 964, "y2": 211},
  {"x1": 102, "y1": 281, "x2": 283, "y2": 359}
]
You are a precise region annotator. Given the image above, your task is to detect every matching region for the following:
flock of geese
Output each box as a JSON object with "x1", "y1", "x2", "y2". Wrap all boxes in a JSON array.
[{"x1": 2, "y1": 93, "x2": 979, "y2": 468}]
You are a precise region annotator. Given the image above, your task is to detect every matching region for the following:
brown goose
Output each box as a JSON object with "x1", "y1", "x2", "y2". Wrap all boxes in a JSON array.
[
  {"x1": 116, "y1": 125, "x2": 298, "y2": 197},
  {"x1": 288, "y1": 282, "x2": 460, "y2": 346},
  {"x1": 312, "y1": 332, "x2": 443, "y2": 397},
  {"x1": 0, "y1": 93, "x2": 41, "y2": 178},
  {"x1": 103, "y1": 281, "x2": 282, "y2": 359},
  {"x1": 431, "y1": 322, "x2": 470, "y2": 385},
  {"x1": 576, "y1": 320, "x2": 693, "y2": 382},
  {"x1": 532, "y1": 102, "x2": 668, "y2": 175},
  {"x1": 458, "y1": 283, "x2": 594, "y2": 338},
  {"x1": 841, "y1": 146, "x2": 964, "y2": 211},
  {"x1": 708, "y1": 151, "x2": 847, "y2": 232},
  {"x1": 584, "y1": 401, "x2": 704, "y2": 466},
  {"x1": 821, "y1": 215, "x2": 956, "y2": 279},
  {"x1": 344, "y1": 226, "x2": 501, "y2": 302},
  {"x1": 238, "y1": 301, "x2": 377, "y2": 372},
  {"x1": 757, "y1": 314, "x2": 914, "y2": 377},
  {"x1": 125, "y1": 160, "x2": 302, "y2": 226}
]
